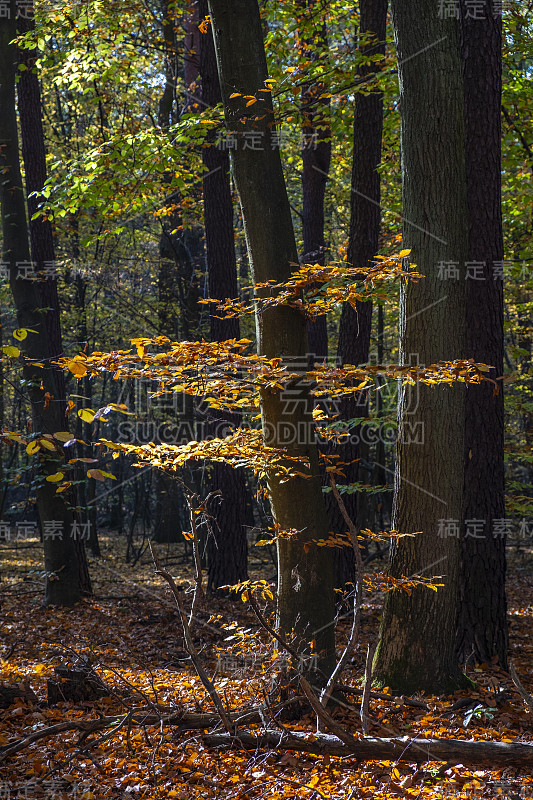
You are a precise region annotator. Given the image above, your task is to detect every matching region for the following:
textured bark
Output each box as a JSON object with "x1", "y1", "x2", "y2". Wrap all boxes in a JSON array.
[
  {"x1": 0, "y1": 3, "x2": 81, "y2": 605},
  {"x1": 456, "y1": 0, "x2": 507, "y2": 669},
  {"x1": 154, "y1": 2, "x2": 199, "y2": 544},
  {"x1": 18, "y1": 19, "x2": 93, "y2": 590},
  {"x1": 373, "y1": 1, "x2": 470, "y2": 694},
  {"x1": 297, "y1": 0, "x2": 331, "y2": 363},
  {"x1": 329, "y1": 0, "x2": 387, "y2": 585},
  {"x1": 199, "y1": 0, "x2": 249, "y2": 592},
  {"x1": 203, "y1": 731, "x2": 533, "y2": 769},
  {"x1": 208, "y1": 0, "x2": 335, "y2": 677}
]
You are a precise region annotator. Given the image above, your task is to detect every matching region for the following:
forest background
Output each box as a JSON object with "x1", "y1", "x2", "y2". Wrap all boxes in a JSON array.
[{"x1": 0, "y1": 0, "x2": 533, "y2": 798}]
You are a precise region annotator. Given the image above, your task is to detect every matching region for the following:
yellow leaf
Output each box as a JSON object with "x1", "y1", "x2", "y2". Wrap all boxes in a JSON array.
[
  {"x1": 1, "y1": 346, "x2": 20, "y2": 357},
  {"x1": 67, "y1": 359, "x2": 87, "y2": 377},
  {"x1": 40, "y1": 439, "x2": 57, "y2": 451},
  {"x1": 26, "y1": 440, "x2": 41, "y2": 455},
  {"x1": 56, "y1": 482, "x2": 72, "y2": 493},
  {"x1": 46, "y1": 472, "x2": 64, "y2": 483},
  {"x1": 229, "y1": 92, "x2": 241, "y2": 98},
  {"x1": 78, "y1": 408, "x2": 95, "y2": 423},
  {"x1": 13, "y1": 328, "x2": 37, "y2": 341},
  {"x1": 53, "y1": 431, "x2": 72, "y2": 442},
  {"x1": 398, "y1": 249, "x2": 411, "y2": 257}
]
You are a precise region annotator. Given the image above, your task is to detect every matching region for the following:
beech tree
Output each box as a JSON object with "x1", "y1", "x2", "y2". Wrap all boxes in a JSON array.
[
  {"x1": 198, "y1": 0, "x2": 249, "y2": 592},
  {"x1": 296, "y1": 0, "x2": 331, "y2": 363},
  {"x1": 1, "y1": 0, "x2": 83, "y2": 605},
  {"x1": 373, "y1": 0, "x2": 470, "y2": 693},
  {"x1": 207, "y1": 0, "x2": 336, "y2": 676},
  {"x1": 329, "y1": 0, "x2": 388, "y2": 583},
  {"x1": 456, "y1": 0, "x2": 508, "y2": 668}
]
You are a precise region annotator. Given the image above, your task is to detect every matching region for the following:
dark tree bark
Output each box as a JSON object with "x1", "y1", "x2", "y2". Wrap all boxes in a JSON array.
[
  {"x1": 0, "y1": 2, "x2": 81, "y2": 605},
  {"x1": 373, "y1": 1, "x2": 470, "y2": 694},
  {"x1": 208, "y1": 0, "x2": 336, "y2": 677},
  {"x1": 199, "y1": 0, "x2": 249, "y2": 593},
  {"x1": 296, "y1": 0, "x2": 331, "y2": 363},
  {"x1": 329, "y1": 0, "x2": 387, "y2": 585},
  {"x1": 456, "y1": 0, "x2": 507, "y2": 668},
  {"x1": 17, "y1": 14, "x2": 93, "y2": 590},
  {"x1": 154, "y1": 0, "x2": 197, "y2": 544}
]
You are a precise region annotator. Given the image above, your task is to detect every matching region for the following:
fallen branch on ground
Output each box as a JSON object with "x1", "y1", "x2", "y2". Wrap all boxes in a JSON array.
[{"x1": 202, "y1": 730, "x2": 533, "y2": 769}]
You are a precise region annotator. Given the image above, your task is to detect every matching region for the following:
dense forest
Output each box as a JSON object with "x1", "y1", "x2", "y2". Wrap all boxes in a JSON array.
[{"x1": 0, "y1": 0, "x2": 532, "y2": 798}]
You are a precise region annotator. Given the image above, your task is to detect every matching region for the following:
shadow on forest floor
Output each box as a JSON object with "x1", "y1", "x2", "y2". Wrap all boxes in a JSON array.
[{"x1": 0, "y1": 534, "x2": 532, "y2": 799}]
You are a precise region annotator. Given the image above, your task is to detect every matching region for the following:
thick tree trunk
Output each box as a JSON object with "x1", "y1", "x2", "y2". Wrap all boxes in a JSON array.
[
  {"x1": 1, "y1": 3, "x2": 81, "y2": 605},
  {"x1": 329, "y1": 0, "x2": 387, "y2": 585},
  {"x1": 208, "y1": 0, "x2": 335, "y2": 677},
  {"x1": 199, "y1": 0, "x2": 249, "y2": 593},
  {"x1": 456, "y1": 0, "x2": 507, "y2": 669},
  {"x1": 373, "y1": 1, "x2": 470, "y2": 694}
]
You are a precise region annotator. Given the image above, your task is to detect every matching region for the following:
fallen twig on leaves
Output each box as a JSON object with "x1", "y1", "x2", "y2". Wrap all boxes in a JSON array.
[{"x1": 509, "y1": 661, "x2": 533, "y2": 712}]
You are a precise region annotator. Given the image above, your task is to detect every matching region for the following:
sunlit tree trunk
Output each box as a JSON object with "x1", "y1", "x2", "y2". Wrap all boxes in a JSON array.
[
  {"x1": 208, "y1": 0, "x2": 335, "y2": 677},
  {"x1": 373, "y1": 0, "x2": 470, "y2": 694},
  {"x1": 456, "y1": 0, "x2": 507, "y2": 668}
]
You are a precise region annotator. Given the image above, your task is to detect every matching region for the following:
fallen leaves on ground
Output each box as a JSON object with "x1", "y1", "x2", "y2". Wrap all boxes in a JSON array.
[{"x1": 1, "y1": 535, "x2": 532, "y2": 800}]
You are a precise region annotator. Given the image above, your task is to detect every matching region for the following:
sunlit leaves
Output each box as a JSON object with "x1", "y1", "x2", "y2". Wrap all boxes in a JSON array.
[
  {"x1": 98, "y1": 428, "x2": 310, "y2": 481},
  {"x1": 200, "y1": 253, "x2": 420, "y2": 321},
  {"x1": 78, "y1": 408, "x2": 96, "y2": 424}
]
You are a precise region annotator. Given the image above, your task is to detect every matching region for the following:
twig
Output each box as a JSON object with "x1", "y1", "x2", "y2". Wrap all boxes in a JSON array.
[
  {"x1": 299, "y1": 676, "x2": 363, "y2": 749},
  {"x1": 185, "y1": 489, "x2": 221, "y2": 629},
  {"x1": 149, "y1": 543, "x2": 234, "y2": 733},
  {"x1": 320, "y1": 474, "x2": 364, "y2": 708},
  {"x1": 360, "y1": 642, "x2": 377, "y2": 735},
  {"x1": 247, "y1": 591, "x2": 301, "y2": 664},
  {"x1": 334, "y1": 683, "x2": 429, "y2": 711},
  {"x1": 185, "y1": 491, "x2": 205, "y2": 629},
  {"x1": 509, "y1": 661, "x2": 533, "y2": 711}
]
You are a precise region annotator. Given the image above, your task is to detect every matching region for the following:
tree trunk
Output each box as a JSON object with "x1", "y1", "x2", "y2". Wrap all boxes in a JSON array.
[
  {"x1": 1, "y1": 2, "x2": 81, "y2": 605},
  {"x1": 297, "y1": 0, "x2": 331, "y2": 363},
  {"x1": 456, "y1": 0, "x2": 507, "y2": 669},
  {"x1": 373, "y1": 1, "x2": 470, "y2": 694},
  {"x1": 329, "y1": 0, "x2": 388, "y2": 585},
  {"x1": 199, "y1": 0, "x2": 249, "y2": 593},
  {"x1": 154, "y1": 0, "x2": 195, "y2": 545},
  {"x1": 207, "y1": 0, "x2": 335, "y2": 677}
]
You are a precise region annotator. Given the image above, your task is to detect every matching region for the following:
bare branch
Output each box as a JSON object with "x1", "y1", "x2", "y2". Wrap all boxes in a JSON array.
[{"x1": 149, "y1": 543, "x2": 234, "y2": 732}]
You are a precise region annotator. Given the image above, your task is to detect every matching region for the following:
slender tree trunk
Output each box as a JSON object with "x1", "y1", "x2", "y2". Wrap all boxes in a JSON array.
[
  {"x1": 329, "y1": 0, "x2": 387, "y2": 585},
  {"x1": 296, "y1": 0, "x2": 331, "y2": 363},
  {"x1": 154, "y1": 0, "x2": 194, "y2": 545},
  {"x1": 1, "y1": 2, "x2": 81, "y2": 605},
  {"x1": 208, "y1": 0, "x2": 335, "y2": 677},
  {"x1": 18, "y1": 13, "x2": 93, "y2": 592},
  {"x1": 373, "y1": 1, "x2": 470, "y2": 694},
  {"x1": 456, "y1": 0, "x2": 507, "y2": 668},
  {"x1": 199, "y1": 0, "x2": 249, "y2": 593}
]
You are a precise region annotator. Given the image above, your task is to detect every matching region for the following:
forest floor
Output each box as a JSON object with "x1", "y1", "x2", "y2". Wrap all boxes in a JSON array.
[{"x1": 1, "y1": 534, "x2": 532, "y2": 800}]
